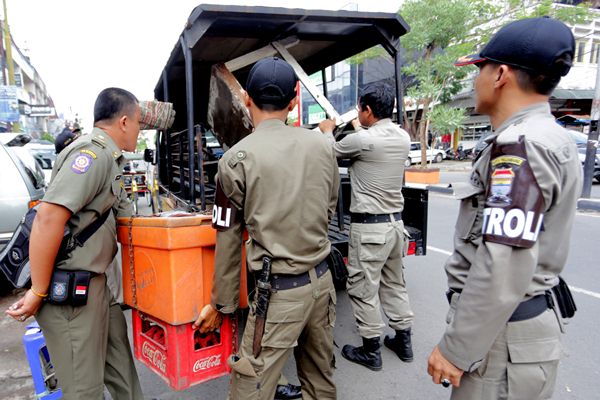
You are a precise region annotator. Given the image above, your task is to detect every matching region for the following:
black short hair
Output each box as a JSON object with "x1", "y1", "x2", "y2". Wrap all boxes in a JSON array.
[
  {"x1": 252, "y1": 89, "x2": 294, "y2": 112},
  {"x1": 486, "y1": 53, "x2": 570, "y2": 96},
  {"x1": 358, "y1": 83, "x2": 395, "y2": 119},
  {"x1": 93, "y1": 87, "x2": 138, "y2": 124}
]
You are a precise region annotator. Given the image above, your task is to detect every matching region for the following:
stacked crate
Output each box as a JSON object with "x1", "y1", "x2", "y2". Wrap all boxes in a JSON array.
[{"x1": 117, "y1": 215, "x2": 247, "y2": 390}]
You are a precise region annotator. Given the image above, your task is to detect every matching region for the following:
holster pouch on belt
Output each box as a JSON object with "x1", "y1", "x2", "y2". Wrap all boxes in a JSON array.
[
  {"x1": 47, "y1": 269, "x2": 93, "y2": 306},
  {"x1": 551, "y1": 276, "x2": 577, "y2": 319},
  {"x1": 253, "y1": 256, "x2": 272, "y2": 358}
]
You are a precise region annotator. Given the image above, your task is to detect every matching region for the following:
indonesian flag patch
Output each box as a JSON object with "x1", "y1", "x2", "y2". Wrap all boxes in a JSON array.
[{"x1": 75, "y1": 285, "x2": 87, "y2": 295}]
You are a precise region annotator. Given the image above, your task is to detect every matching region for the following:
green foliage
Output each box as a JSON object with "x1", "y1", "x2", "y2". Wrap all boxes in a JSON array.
[
  {"x1": 429, "y1": 105, "x2": 466, "y2": 134},
  {"x1": 40, "y1": 132, "x2": 55, "y2": 143},
  {"x1": 136, "y1": 137, "x2": 148, "y2": 152}
]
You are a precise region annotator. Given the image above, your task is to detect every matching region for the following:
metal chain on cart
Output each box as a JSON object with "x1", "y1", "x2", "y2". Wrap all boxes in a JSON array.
[
  {"x1": 231, "y1": 309, "x2": 239, "y2": 352},
  {"x1": 127, "y1": 215, "x2": 138, "y2": 309}
]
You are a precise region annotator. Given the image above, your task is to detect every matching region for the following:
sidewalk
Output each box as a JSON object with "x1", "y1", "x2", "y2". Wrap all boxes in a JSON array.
[
  {"x1": 415, "y1": 160, "x2": 600, "y2": 212},
  {"x1": 0, "y1": 292, "x2": 35, "y2": 400}
]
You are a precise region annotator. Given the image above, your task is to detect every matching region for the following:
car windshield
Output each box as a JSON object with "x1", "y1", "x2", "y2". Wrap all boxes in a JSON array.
[{"x1": 6, "y1": 146, "x2": 46, "y2": 190}]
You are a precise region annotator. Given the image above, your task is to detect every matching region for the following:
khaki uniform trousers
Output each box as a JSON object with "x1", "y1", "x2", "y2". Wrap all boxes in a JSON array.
[
  {"x1": 229, "y1": 269, "x2": 337, "y2": 400},
  {"x1": 347, "y1": 219, "x2": 414, "y2": 338},
  {"x1": 448, "y1": 294, "x2": 561, "y2": 400},
  {"x1": 35, "y1": 274, "x2": 143, "y2": 400}
]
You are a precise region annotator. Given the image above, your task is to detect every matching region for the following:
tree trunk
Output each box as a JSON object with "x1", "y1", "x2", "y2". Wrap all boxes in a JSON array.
[{"x1": 419, "y1": 98, "x2": 431, "y2": 168}]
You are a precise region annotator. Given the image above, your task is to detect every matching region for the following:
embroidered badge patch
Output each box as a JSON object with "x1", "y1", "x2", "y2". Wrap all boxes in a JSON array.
[
  {"x1": 489, "y1": 168, "x2": 514, "y2": 204},
  {"x1": 487, "y1": 155, "x2": 525, "y2": 205},
  {"x1": 71, "y1": 153, "x2": 94, "y2": 174},
  {"x1": 53, "y1": 282, "x2": 67, "y2": 297}
]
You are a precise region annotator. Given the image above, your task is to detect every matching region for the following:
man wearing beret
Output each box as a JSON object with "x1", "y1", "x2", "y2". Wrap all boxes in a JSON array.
[
  {"x1": 427, "y1": 17, "x2": 582, "y2": 399},
  {"x1": 194, "y1": 56, "x2": 339, "y2": 400}
]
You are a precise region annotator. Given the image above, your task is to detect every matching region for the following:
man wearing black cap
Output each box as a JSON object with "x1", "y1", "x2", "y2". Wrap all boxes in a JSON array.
[
  {"x1": 427, "y1": 17, "x2": 582, "y2": 399},
  {"x1": 54, "y1": 128, "x2": 82, "y2": 154},
  {"x1": 194, "y1": 57, "x2": 339, "y2": 400}
]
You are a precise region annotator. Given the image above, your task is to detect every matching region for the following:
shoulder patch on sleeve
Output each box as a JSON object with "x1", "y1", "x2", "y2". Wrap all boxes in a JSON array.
[
  {"x1": 212, "y1": 182, "x2": 242, "y2": 231},
  {"x1": 70, "y1": 152, "x2": 94, "y2": 174},
  {"x1": 482, "y1": 136, "x2": 545, "y2": 249},
  {"x1": 80, "y1": 149, "x2": 97, "y2": 159}
]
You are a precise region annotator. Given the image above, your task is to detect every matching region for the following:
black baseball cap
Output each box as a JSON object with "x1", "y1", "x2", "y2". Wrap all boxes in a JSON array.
[
  {"x1": 455, "y1": 17, "x2": 575, "y2": 76},
  {"x1": 55, "y1": 130, "x2": 81, "y2": 154},
  {"x1": 246, "y1": 57, "x2": 297, "y2": 105}
]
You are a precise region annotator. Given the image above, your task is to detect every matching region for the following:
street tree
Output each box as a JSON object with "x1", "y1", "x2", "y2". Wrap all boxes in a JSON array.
[
  {"x1": 352, "y1": 0, "x2": 591, "y2": 168},
  {"x1": 406, "y1": 0, "x2": 590, "y2": 167}
]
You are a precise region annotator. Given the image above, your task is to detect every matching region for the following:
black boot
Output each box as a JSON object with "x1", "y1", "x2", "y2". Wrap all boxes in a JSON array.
[
  {"x1": 341, "y1": 337, "x2": 382, "y2": 371},
  {"x1": 384, "y1": 328, "x2": 413, "y2": 362},
  {"x1": 274, "y1": 383, "x2": 302, "y2": 399}
]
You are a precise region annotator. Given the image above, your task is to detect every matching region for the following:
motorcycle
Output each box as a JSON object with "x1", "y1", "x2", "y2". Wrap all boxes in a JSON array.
[{"x1": 445, "y1": 145, "x2": 469, "y2": 161}]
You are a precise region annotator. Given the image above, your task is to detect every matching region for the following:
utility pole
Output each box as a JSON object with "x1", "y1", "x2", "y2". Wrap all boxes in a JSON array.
[
  {"x1": 582, "y1": 48, "x2": 600, "y2": 198},
  {"x1": 2, "y1": 0, "x2": 19, "y2": 132}
]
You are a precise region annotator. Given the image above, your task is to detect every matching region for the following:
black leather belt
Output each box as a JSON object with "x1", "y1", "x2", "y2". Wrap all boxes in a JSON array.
[
  {"x1": 270, "y1": 259, "x2": 329, "y2": 291},
  {"x1": 508, "y1": 294, "x2": 550, "y2": 322},
  {"x1": 351, "y1": 212, "x2": 402, "y2": 224},
  {"x1": 446, "y1": 288, "x2": 550, "y2": 322}
]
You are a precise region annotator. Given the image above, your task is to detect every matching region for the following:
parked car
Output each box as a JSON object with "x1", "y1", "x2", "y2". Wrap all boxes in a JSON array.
[
  {"x1": 405, "y1": 142, "x2": 446, "y2": 167},
  {"x1": 25, "y1": 139, "x2": 56, "y2": 183},
  {"x1": 577, "y1": 146, "x2": 600, "y2": 183},
  {"x1": 0, "y1": 137, "x2": 46, "y2": 293}
]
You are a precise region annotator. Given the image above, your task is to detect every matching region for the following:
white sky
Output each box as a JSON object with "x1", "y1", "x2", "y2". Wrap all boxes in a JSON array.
[{"x1": 5, "y1": 0, "x2": 401, "y2": 131}]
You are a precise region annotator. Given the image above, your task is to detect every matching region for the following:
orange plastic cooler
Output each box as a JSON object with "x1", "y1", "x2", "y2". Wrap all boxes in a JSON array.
[{"x1": 117, "y1": 215, "x2": 248, "y2": 325}]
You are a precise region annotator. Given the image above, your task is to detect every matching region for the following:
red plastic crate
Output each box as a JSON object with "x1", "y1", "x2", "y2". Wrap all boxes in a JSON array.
[{"x1": 132, "y1": 310, "x2": 235, "y2": 390}]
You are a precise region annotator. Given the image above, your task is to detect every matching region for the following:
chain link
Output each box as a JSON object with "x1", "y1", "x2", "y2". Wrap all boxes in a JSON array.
[
  {"x1": 231, "y1": 310, "x2": 239, "y2": 352},
  {"x1": 128, "y1": 215, "x2": 137, "y2": 309}
]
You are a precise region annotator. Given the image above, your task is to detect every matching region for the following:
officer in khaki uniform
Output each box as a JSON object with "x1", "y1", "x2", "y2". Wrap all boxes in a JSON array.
[
  {"x1": 319, "y1": 83, "x2": 414, "y2": 371},
  {"x1": 194, "y1": 57, "x2": 339, "y2": 400},
  {"x1": 427, "y1": 18, "x2": 582, "y2": 399},
  {"x1": 6, "y1": 88, "x2": 144, "y2": 399}
]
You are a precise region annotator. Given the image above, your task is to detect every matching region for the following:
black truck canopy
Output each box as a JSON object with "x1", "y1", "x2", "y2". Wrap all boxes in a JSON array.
[
  {"x1": 153, "y1": 4, "x2": 409, "y2": 207},
  {"x1": 155, "y1": 4, "x2": 408, "y2": 101}
]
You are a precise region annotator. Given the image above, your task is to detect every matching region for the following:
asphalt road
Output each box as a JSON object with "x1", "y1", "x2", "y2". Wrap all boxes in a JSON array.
[
  {"x1": 134, "y1": 172, "x2": 600, "y2": 400},
  {"x1": 1, "y1": 166, "x2": 598, "y2": 399}
]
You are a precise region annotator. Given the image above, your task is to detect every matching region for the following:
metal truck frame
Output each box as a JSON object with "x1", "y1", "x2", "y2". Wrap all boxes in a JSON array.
[{"x1": 151, "y1": 4, "x2": 428, "y2": 257}]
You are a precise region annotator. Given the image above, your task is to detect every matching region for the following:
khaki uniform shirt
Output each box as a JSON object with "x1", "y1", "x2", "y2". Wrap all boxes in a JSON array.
[
  {"x1": 439, "y1": 103, "x2": 582, "y2": 372},
  {"x1": 211, "y1": 119, "x2": 340, "y2": 313},
  {"x1": 325, "y1": 118, "x2": 410, "y2": 213},
  {"x1": 43, "y1": 128, "x2": 129, "y2": 274}
]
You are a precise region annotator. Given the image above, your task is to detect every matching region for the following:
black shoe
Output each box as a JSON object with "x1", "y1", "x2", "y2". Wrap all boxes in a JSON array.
[
  {"x1": 274, "y1": 383, "x2": 302, "y2": 400},
  {"x1": 384, "y1": 328, "x2": 414, "y2": 362},
  {"x1": 341, "y1": 337, "x2": 382, "y2": 371}
]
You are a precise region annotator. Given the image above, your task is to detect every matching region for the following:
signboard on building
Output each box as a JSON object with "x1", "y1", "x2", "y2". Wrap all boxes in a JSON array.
[
  {"x1": 307, "y1": 103, "x2": 326, "y2": 124},
  {"x1": 25, "y1": 105, "x2": 55, "y2": 117},
  {"x1": 0, "y1": 85, "x2": 20, "y2": 122}
]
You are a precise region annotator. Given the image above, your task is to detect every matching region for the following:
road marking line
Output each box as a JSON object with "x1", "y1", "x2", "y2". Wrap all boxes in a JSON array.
[
  {"x1": 576, "y1": 212, "x2": 600, "y2": 218},
  {"x1": 569, "y1": 286, "x2": 600, "y2": 300},
  {"x1": 427, "y1": 246, "x2": 452, "y2": 256},
  {"x1": 427, "y1": 246, "x2": 600, "y2": 300}
]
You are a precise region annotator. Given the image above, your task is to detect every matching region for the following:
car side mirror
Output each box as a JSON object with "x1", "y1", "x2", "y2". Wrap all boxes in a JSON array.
[{"x1": 144, "y1": 148, "x2": 156, "y2": 164}]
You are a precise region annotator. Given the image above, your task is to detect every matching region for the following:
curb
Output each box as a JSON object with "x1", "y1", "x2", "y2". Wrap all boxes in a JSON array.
[{"x1": 577, "y1": 198, "x2": 600, "y2": 212}]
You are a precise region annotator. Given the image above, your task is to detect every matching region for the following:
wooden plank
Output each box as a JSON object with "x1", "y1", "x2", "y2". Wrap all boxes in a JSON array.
[{"x1": 207, "y1": 63, "x2": 254, "y2": 149}]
